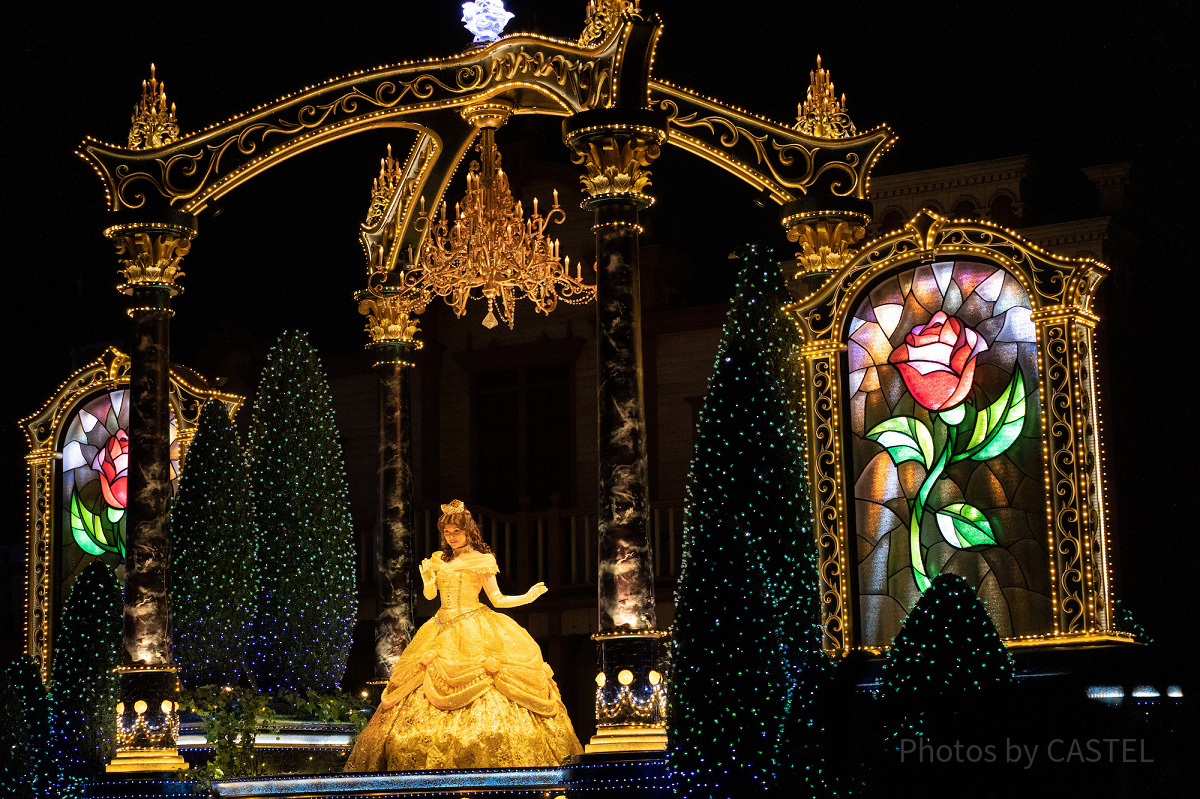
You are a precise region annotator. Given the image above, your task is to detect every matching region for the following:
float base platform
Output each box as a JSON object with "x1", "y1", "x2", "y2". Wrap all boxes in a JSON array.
[{"x1": 82, "y1": 753, "x2": 670, "y2": 798}]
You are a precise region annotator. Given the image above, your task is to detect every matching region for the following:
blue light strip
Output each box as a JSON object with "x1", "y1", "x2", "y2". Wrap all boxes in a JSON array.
[
  {"x1": 177, "y1": 732, "x2": 352, "y2": 747},
  {"x1": 215, "y1": 767, "x2": 567, "y2": 796}
]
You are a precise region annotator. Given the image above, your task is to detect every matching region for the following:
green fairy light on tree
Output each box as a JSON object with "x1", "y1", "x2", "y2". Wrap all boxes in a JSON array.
[
  {"x1": 249, "y1": 331, "x2": 357, "y2": 694},
  {"x1": 879, "y1": 573, "x2": 1015, "y2": 742},
  {"x1": 172, "y1": 400, "x2": 258, "y2": 689},
  {"x1": 670, "y1": 246, "x2": 832, "y2": 797}
]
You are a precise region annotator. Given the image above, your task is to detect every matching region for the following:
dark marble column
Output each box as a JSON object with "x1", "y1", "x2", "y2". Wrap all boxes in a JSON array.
[
  {"x1": 372, "y1": 341, "x2": 417, "y2": 681},
  {"x1": 105, "y1": 220, "x2": 194, "y2": 773},
  {"x1": 564, "y1": 110, "x2": 670, "y2": 751},
  {"x1": 594, "y1": 197, "x2": 656, "y2": 634},
  {"x1": 123, "y1": 283, "x2": 174, "y2": 666}
]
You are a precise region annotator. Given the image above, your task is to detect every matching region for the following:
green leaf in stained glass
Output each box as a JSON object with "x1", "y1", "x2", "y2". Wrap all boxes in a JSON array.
[
  {"x1": 70, "y1": 492, "x2": 108, "y2": 556},
  {"x1": 966, "y1": 367, "x2": 1027, "y2": 461},
  {"x1": 935, "y1": 502, "x2": 996, "y2": 548},
  {"x1": 100, "y1": 508, "x2": 120, "y2": 550},
  {"x1": 866, "y1": 416, "x2": 934, "y2": 469}
]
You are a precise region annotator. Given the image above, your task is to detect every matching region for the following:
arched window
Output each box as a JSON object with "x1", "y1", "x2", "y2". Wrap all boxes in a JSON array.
[
  {"x1": 879, "y1": 209, "x2": 905, "y2": 234},
  {"x1": 989, "y1": 193, "x2": 1021, "y2": 229},
  {"x1": 952, "y1": 198, "x2": 976, "y2": 219}
]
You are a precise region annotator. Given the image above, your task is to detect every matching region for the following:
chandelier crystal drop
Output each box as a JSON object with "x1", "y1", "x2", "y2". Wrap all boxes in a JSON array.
[{"x1": 405, "y1": 127, "x2": 595, "y2": 329}]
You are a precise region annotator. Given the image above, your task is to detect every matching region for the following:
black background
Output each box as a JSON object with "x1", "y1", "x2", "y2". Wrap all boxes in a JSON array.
[{"x1": 2, "y1": 1, "x2": 1194, "y2": 689}]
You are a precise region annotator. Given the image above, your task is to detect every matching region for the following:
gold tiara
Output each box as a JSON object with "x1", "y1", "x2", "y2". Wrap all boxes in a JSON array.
[{"x1": 440, "y1": 499, "x2": 467, "y2": 516}]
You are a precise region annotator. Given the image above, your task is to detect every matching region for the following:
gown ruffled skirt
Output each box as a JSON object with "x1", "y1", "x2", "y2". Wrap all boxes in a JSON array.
[{"x1": 346, "y1": 601, "x2": 582, "y2": 771}]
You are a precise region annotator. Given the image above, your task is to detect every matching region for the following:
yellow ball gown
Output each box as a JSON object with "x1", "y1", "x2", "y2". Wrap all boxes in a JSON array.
[{"x1": 345, "y1": 550, "x2": 583, "y2": 771}]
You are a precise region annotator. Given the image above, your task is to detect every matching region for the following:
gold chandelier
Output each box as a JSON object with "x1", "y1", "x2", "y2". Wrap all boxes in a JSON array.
[{"x1": 402, "y1": 112, "x2": 595, "y2": 329}]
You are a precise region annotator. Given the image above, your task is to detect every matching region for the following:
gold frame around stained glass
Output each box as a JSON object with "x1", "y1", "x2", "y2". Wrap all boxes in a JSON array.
[
  {"x1": 788, "y1": 210, "x2": 1133, "y2": 658},
  {"x1": 19, "y1": 348, "x2": 241, "y2": 684}
]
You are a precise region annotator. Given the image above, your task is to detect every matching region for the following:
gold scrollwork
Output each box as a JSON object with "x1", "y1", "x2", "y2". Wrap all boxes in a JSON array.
[
  {"x1": 95, "y1": 40, "x2": 619, "y2": 213},
  {"x1": 1040, "y1": 321, "x2": 1086, "y2": 634},
  {"x1": 805, "y1": 355, "x2": 847, "y2": 655},
  {"x1": 793, "y1": 212, "x2": 1107, "y2": 346},
  {"x1": 653, "y1": 96, "x2": 821, "y2": 194},
  {"x1": 27, "y1": 458, "x2": 53, "y2": 681},
  {"x1": 108, "y1": 229, "x2": 193, "y2": 296},
  {"x1": 1073, "y1": 324, "x2": 1112, "y2": 630}
]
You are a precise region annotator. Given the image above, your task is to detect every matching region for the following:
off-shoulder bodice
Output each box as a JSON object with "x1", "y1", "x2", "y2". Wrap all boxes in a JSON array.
[{"x1": 431, "y1": 551, "x2": 498, "y2": 612}]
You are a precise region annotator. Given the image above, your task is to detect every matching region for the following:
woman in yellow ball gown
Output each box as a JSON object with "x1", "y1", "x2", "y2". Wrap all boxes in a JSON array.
[{"x1": 346, "y1": 500, "x2": 583, "y2": 771}]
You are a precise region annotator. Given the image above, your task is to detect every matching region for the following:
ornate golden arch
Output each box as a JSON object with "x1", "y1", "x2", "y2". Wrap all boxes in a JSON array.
[{"x1": 78, "y1": 14, "x2": 893, "y2": 271}]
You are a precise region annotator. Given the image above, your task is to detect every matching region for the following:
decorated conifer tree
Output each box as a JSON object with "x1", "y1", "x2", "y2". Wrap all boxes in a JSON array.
[
  {"x1": 249, "y1": 331, "x2": 357, "y2": 693},
  {"x1": 669, "y1": 246, "x2": 830, "y2": 796},
  {"x1": 2, "y1": 657, "x2": 64, "y2": 798},
  {"x1": 172, "y1": 400, "x2": 258, "y2": 688},
  {"x1": 878, "y1": 573, "x2": 1015, "y2": 742},
  {"x1": 50, "y1": 561, "x2": 122, "y2": 786}
]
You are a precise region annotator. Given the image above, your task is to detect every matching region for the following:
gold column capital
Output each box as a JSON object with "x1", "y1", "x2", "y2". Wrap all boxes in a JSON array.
[
  {"x1": 563, "y1": 110, "x2": 668, "y2": 211},
  {"x1": 104, "y1": 220, "x2": 197, "y2": 297},
  {"x1": 784, "y1": 215, "x2": 869, "y2": 277},
  {"x1": 358, "y1": 289, "x2": 424, "y2": 350}
]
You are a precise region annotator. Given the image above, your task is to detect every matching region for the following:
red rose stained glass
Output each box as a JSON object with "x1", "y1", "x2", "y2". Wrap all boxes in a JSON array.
[
  {"x1": 59, "y1": 390, "x2": 179, "y2": 584},
  {"x1": 888, "y1": 311, "x2": 988, "y2": 411},
  {"x1": 846, "y1": 260, "x2": 1050, "y2": 648}
]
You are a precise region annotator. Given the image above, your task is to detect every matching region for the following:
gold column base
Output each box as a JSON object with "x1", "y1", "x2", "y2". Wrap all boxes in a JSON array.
[
  {"x1": 585, "y1": 725, "x2": 668, "y2": 753},
  {"x1": 106, "y1": 747, "x2": 189, "y2": 773}
]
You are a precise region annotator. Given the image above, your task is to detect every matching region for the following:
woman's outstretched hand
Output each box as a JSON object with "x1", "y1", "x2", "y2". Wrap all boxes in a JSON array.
[
  {"x1": 524, "y1": 582, "x2": 548, "y2": 602},
  {"x1": 419, "y1": 558, "x2": 435, "y2": 584}
]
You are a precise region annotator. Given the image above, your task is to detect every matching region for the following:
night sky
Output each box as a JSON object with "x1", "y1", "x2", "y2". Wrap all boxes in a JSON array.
[{"x1": 2, "y1": 2, "x2": 1194, "y2": 673}]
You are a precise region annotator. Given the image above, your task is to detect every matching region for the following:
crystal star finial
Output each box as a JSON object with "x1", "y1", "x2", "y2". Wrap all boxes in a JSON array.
[{"x1": 462, "y1": 0, "x2": 514, "y2": 44}]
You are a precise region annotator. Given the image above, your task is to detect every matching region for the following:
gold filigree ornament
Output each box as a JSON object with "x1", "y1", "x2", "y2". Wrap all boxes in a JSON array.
[
  {"x1": 105, "y1": 225, "x2": 193, "y2": 296},
  {"x1": 404, "y1": 108, "x2": 595, "y2": 329},
  {"x1": 580, "y1": 0, "x2": 640, "y2": 46},
  {"x1": 795, "y1": 56, "x2": 856, "y2": 140},
  {"x1": 127, "y1": 64, "x2": 179, "y2": 150}
]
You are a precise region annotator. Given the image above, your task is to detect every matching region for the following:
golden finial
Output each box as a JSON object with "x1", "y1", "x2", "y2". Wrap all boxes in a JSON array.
[
  {"x1": 366, "y1": 144, "x2": 405, "y2": 226},
  {"x1": 128, "y1": 63, "x2": 179, "y2": 150},
  {"x1": 795, "y1": 55, "x2": 857, "y2": 139},
  {"x1": 580, "y1": 0, "x2": 640, "y2": 46}
]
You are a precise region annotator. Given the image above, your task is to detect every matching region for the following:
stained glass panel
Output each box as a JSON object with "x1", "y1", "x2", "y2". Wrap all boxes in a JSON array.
[
  {"x1": 59, "y1": 390, "x2": 179, "y2": 591},
  {"x1": 847, "y1": 260, "x2": 1050, "y2": 647}
]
